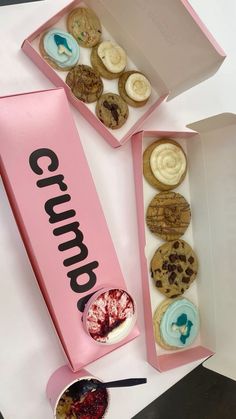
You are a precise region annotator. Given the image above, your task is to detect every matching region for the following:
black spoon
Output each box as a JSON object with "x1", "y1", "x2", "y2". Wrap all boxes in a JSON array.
[{"x1": 69, "y1": 377, "x2": 147, "y2": 399}]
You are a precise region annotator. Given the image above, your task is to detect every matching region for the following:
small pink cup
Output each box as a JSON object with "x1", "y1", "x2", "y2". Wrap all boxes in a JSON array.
[
  {"x1": 82, "y1": 287, "x2": 137, "y2": 345},
  {"x1": 46, "y1": 365, "x2": 110, "y2": 418}
]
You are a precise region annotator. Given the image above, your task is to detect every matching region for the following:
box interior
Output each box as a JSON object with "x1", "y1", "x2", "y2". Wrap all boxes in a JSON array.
[
  {"x1": 96, "y1": 0, "x2": 225, "y2": 98},
  {"x1": 142, "y1": 132, "x2": 209, "y2": 363},
  {"x1": 29, "y1": 0, "x2": 165, "y2": 143},
  {"x1": 141, "y1": 113, "x2": 236, "y2": 379},
  {"x1": 187, "y1": 113, "x2": 236, "y2": 381}
]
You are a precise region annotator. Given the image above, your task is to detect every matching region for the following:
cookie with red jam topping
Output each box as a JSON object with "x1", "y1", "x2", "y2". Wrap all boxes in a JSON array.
[{"x1": 56, "y1": 378, "x2": 109, "y2": 419}]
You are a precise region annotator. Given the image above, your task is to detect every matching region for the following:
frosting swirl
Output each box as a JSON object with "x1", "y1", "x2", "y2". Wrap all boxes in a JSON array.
[
  {"x1": 97, "y1": 41, "x2": 126, "y2": 73},
  {"x1": 125, "y1": 73, "x2": 151, "y2": 102},
  {"x1": 150, "y1": 143, "x2": 186, "y2": 186},
  {"x1": 160, "y1": 298, "x2": 199, "y2": 348},
  {"x1": 43, "y1": 29, "x2": 80, "y2": 69}
]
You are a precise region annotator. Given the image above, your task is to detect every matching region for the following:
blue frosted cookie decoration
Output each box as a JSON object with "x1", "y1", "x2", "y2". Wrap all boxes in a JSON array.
[
  {"x1": 43, "y1": 29, "x2": 80, "y2": 69},
  {"x1": 160, "y1": 298, "x2": 199, "y2": 348}
]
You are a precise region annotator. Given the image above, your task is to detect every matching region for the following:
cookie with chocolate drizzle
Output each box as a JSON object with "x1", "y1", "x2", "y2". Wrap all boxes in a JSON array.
[
  {"x1": 146, "y1": 191, "x2": 191, "y2": 241},
  {"x1": 66, "y1": 64, "x2": 103, "y2": 103},
  {"x1": 96, "y1": 93, "x2": 129, "y2": 129},
  {"x1": 150, "y1": 239, "x2": 198, "y2": 298}
]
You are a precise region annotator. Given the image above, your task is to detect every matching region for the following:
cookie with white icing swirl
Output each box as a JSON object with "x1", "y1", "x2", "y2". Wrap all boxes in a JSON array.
[
  {"x1": 118, "y1": 71, "x2": 151, "y2": 107},
  {"x1": 91, "y1": 41, "x2": 127, "y2": 79},
  {"x1": 143, "y1": 139, "x2": 187, "y2": 190}
]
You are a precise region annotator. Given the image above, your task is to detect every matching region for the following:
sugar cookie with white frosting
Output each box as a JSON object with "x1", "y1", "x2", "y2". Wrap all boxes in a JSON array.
[
  {"x1": 118, "y1": 71, "x2": 151, "y2": 107},
  {"x1": 91, "y1": 41, "x2": 127, "y2": 79},
  {"x1": 143, "y1": 139, "x2": 187, "y2": 190}
]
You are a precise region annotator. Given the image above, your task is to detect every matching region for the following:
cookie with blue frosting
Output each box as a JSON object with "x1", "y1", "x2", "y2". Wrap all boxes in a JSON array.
[
  {"x1": 153, "y1": 298, "x2": 200, "y2": 350},
  {"x1": 39, "y1": 29, "x2": 80, "y2": 71}
]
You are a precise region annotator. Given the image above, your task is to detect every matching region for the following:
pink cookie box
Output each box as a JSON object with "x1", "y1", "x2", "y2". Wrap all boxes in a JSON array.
[
  {"x1": 0, "y1": 88, "x2": 139, "y2": 372},
  {"x1": 21, "y1": 0, "x2": 226, "y2": 148},
  {"x1": 132, "y1": 113, "x2": 236, "y2": 379}
]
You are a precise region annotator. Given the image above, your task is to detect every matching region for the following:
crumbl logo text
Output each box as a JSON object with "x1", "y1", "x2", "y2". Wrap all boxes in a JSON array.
[{"x1": 29, "y1": 148, "x2": 99, "y2": 312}]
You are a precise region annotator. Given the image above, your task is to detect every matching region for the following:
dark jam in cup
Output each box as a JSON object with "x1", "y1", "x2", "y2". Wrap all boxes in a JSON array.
[
  {"x1": 56, "y1": 378, "x2": 108, "y2": 419},
  {"x1": 86, "y1": 289, "x2": 135, "y2": 344}
]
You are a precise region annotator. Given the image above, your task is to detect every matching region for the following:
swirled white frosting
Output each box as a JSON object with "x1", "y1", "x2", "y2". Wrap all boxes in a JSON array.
[
  {"x1": 97, "y1": 41, "x2": 126, "y2": 73},
  {"x1": 150, "y1": 143, "x2": 186, "y2": 185}
]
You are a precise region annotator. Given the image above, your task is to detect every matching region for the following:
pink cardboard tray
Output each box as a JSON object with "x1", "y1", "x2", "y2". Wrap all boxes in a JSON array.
[
  {"x1": 0, "y1": 87, "x2": 139, "y2": 372},
  {"x1": 132, "y1": 129, "x2": 214, "y2": 372},
  {"x1": 22, "y1": 0, "x2": 225, "y2": 147}
]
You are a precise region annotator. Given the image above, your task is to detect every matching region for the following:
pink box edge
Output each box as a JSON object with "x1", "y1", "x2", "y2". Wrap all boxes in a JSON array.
[
  {"x1": 0, "y1": 88, "x2": 140, "y2": 373},
  {"x1": 131, "y1": 130, "x2": 213, "y2": 372}
]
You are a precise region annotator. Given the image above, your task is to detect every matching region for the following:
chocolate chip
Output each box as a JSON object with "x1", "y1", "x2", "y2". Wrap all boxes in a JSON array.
[
  {"x1": 150, "y1": 270, "x2": 153, "y2": 278},
  {"x1": 186, "y1": 268, "x2": 194, "y2": 276},
  {"x1": 168, "y1": 264, "x2": 172, "y2": 272},
  {"x1": 168, "y1": 264, "x2": 177, "y2": 272},
  {"x1": 169, "y1": 254, "x2": 177, "y2": 263},
  {"x1": 103, "y1": 100, "x2": 119, "y2": 122},
  {"x1": 179, "y1": 254, "x2": 186, "y2": 262},
  {"x1": 166, "y1": 289, "x2": 170, "y2": 293},
  {"x1": 162, "y1": 261, "x2": 168, "y2": 270},
  {"x1": 182, "y1": 277, "x2": 190, "y2": 284},
  {"x1": 171, "y1": 294, "x2": 179, "y2": 298},
  {"x1": 177, "y1": 265, "x2": 183, "y2": 273},
  {"x1": 168, "y1": 272, "x2": 177, "y2": 284},
  {"x1": 173, "y1": 241, "x2": 179, "y2": 249},
  {"x1": 181, "y1": 288, "x2": 184, "y2": 293},
  {"x1": 188, "y1": 256, "x2": 194, "y2": 264},
  {"x1": 156, "y1": 280, "x2": 162, "y2": 288}
]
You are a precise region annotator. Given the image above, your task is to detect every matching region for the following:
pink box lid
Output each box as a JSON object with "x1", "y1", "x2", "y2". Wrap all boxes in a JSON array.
[{"x1": 0, "y1": 88, "x2": 139, "y2": 371}]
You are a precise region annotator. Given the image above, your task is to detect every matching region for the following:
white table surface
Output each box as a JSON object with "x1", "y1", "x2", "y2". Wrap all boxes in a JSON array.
[{"x1": 0, "y1": 1, "x2": 235, "y2": 418}]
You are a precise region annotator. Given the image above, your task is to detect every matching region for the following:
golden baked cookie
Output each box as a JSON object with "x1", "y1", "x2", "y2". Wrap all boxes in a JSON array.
[
  {"x1": 146, "y1": 191, "x2": 191, "y2": 241},
  {"x1": 91, "y1": 41, "x2": 126, "y2": 80},
  {"x1": 151, "y1": 239, "x2": 198, "y2": 298},
  {"x1": 96, "y1": 93, "x2": 129, "y2": 129},
  {"x1": 66, "y1": 64, "x2": 103, "y2": 103},
  {"x1": 153, "y1": 297, "x2": 200, "y2": 350},
  {"x1": 67, "y1": 7, "x2": 102, "y2": 48},
  {"x1": 118, "y1": 71, "x2": 151, "y2": 107},
  {"x1": 143, "y1": 139, "x2": 187, "y2": 191}
]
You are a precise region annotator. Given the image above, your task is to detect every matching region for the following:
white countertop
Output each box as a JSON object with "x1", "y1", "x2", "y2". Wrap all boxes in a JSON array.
[{"x1": 0, "y1": 1, "x2": 235, "y2": 418}]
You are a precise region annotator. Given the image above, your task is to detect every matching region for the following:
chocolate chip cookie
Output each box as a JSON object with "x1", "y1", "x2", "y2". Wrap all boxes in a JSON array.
[
  {"x1": 66, "y1": 64, "x2": 103, "y2": 103},
  {"x1": 95, "y1": 93, "x2": 129, "y2": 129},
  {"x1": 67, "y1": 7, "x2": 102, "y2": 48},
  {"x1": 146, "y1": 191, "x2": 191, "y2": 241},
  {"x1": 151, "y1": 239, "x2": 198, "y2": 298}
]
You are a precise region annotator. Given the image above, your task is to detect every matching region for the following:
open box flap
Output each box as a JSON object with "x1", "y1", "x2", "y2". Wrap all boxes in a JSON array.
[
  {"x1": 95, "y1": 0, "x2": 225, "y2": 98},
  {"x1": 187, "y1": 113, "x2": 236, "y2": 381}
]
